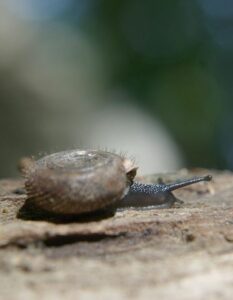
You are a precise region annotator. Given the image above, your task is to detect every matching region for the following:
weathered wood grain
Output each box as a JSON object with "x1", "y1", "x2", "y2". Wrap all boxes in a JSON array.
[{"x1": 0, "y1": 169, "x2": 233, "y2": 300}]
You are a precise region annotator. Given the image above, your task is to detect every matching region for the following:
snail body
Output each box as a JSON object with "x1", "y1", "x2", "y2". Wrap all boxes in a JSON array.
[{"x1": 22, "y1": 149, "x2": 212, "y2": 215}]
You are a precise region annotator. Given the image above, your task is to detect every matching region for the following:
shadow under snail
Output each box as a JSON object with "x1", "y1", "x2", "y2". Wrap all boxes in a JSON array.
[{"x1": 19, "y1": 149, "x2": 212, "y2": 215}]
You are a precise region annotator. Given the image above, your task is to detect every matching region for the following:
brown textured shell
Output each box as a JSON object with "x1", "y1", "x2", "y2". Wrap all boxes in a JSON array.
[{"x1": 24, "y1": 150, "x2": 135, "y2": 214}]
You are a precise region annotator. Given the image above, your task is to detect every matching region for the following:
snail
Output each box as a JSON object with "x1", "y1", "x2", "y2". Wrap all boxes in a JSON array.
[{"x1": 19, "y1": 149, "x2": 212, "y2": 215}]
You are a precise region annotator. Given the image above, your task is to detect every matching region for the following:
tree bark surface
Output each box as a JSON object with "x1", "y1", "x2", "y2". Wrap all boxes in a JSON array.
[{"x1": 0, "y1": 169, "x2": 233, "y2": 300}]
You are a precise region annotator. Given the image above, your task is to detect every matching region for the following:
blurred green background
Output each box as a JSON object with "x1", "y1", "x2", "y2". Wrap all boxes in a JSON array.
[{"x1": 0, "y1": 0, "x2": 232, "y2": 177}]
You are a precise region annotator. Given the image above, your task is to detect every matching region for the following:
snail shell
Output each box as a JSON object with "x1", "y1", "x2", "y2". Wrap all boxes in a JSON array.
[{"x1": 23, "y1": 149, "x2": 137, "y2": 214}]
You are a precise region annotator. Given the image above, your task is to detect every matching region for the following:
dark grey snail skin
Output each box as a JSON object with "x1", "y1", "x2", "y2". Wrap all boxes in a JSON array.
[
  {"x1": 22, "y1": 149, "x2": 212, "y2": 215},
  {"x1": 116, "y1": 175, "x2": 212, "y2": 210}
]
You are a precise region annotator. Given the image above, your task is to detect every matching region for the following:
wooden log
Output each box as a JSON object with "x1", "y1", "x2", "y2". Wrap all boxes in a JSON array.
[{"x1": 0, "y1": 169, "x2": 233, "y2": 300}]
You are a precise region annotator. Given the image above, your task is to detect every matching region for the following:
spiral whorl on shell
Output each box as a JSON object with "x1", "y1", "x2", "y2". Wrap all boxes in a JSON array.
[{"x1": 23, "y1": 150, "x2": 136, "y2": 215}]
